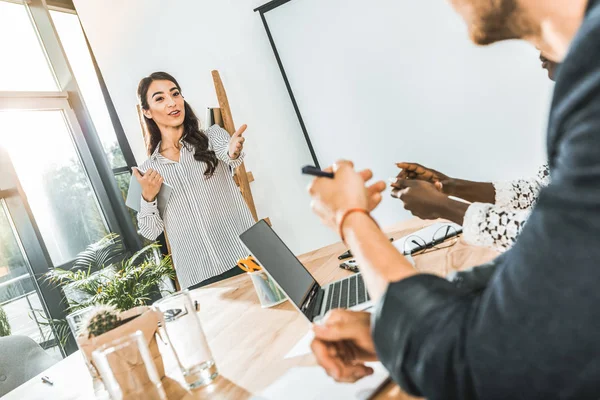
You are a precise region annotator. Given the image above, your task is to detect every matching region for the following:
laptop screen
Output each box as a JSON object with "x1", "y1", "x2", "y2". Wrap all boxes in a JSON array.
[{"x1": 239, "y1": 220, "x2": 317, "y2": 308}]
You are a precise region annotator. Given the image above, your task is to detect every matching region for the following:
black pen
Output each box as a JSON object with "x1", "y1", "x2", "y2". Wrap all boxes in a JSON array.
[
  {"x1": 338, "y1": 238, "x2": 394, "y2": 260},
  {"x1": 301, "y1": 165, "x2": 334, "y2": 179}
]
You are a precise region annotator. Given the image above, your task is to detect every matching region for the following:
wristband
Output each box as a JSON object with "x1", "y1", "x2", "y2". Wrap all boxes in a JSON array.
[{"x1": 337, "y1": 208, "x2": 378, "y2": 243}]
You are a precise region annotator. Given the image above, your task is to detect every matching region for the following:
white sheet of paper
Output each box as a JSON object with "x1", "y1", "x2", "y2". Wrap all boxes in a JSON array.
[
  {"x1": 284, "y1": 330, "x2": 314, "y2": 359},
  {"x1": 285, "y1": 306, "x2": 374, "y2": 359},
  {"x1": 252, "y1": 362, "x2": 388, "y2": 400}
]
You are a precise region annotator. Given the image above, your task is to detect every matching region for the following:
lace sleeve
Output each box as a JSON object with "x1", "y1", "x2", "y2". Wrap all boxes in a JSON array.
[
  {"x1": 462, "y1": 203, "x2": 531, "y2": 252},
  {"x1": 493, "y1": 164, "x2": 550, "y2": 210}
]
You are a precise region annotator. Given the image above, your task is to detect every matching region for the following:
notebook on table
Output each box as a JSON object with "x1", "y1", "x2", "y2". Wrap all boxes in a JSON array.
[{"x1": 125, "y1": 171, "x2": 173, "y2": 217}]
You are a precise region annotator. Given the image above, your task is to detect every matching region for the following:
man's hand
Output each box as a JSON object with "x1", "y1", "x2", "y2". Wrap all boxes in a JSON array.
[
  {"x1": 311, "y1": 309, "x2": 378, "y2": 383},
  {"x1": 228, "y1": 124, "x2": 247, "y2": 159},
  {"x1": 395, "y1": 162, "x2": 452, "y2": 193},
  {"x1": 308, "y1": 160, "x2": 386, "y2": 232},
  {"x1": 391, "y1": 178, "x2": 452, "y2": 220},
  {"x1": 132, "y1": 167, "x2": 163, "y2": 202}
]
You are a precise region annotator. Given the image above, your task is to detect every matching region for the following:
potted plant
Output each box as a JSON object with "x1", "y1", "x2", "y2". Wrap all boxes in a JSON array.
[
  {"x1": 46, "y1": 233, "x2": 174, "y2": 314},
  {"x1": 77, "y1": 304, "x2": 166, "y2": 394},
  {"x1": 43, "y1": 233, "x2": 174, "y2": 348}
]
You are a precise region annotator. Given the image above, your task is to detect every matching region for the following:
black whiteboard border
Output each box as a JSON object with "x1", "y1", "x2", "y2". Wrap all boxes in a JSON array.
[{"x1": 254, "y1": 0, "x2": 321, "y2": 168}]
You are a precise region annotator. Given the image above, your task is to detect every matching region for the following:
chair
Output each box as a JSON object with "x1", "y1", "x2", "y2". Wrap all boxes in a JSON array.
[{"x1": 0, "y1": 335, "x2": 57, "y2": 397}]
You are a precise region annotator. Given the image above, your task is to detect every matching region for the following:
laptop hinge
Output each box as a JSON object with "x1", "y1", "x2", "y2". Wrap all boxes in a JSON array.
[
  {"x1": 312, "y1": 288, "x2": 325, "y2": 319},
  {"x1": 301, "y1": 283, "x2": 321, "y2": 319}
]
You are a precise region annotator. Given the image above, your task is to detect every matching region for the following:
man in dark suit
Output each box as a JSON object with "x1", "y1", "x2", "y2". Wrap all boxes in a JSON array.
[{"x1": 307, "y1": 0, "x2": 600, "y2": 398}]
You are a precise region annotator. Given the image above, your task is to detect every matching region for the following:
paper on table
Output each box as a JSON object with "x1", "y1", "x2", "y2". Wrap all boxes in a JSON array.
[
  {"x1": 285, "y1": 307, "x2": 373, "y2": 359},
  {"x1": 284, "y1": 329, "x2": 314, "y2": 359},
  {"x1": 252, "y1": 362, "x2": 389, "y2": 400}
]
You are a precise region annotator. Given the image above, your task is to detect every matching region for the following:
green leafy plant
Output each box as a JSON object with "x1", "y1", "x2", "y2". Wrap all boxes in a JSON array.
[
  {"x1": 43, "y1": 234, "x2": 174, "y2": 345},
  {"x1": 0, "y1": 305, "x2": 11, "y2": 337},
  {"x1": 46, "y1": 234, "x2": 175, "y2": 313}
]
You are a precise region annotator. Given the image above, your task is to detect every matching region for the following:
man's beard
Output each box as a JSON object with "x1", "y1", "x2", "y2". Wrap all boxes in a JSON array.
[{"x1": 468, "y1": 0, "x2": 539, "y2": 45}]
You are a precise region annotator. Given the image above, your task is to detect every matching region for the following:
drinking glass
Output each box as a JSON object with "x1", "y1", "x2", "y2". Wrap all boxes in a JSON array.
[
  {"x1": 153, "y1": 290, "x2": 218, "y2": 388},
  {"x1": 92, "y1": 330, "x2": 167, "y2": 400}
]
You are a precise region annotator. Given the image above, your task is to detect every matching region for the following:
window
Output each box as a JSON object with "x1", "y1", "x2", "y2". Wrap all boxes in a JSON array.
[
  {"x1": 0, "y1": 0, "x2": 142, "y2": 357},
  {"x1": 50, "y1": 10, "x2": 142, "y2": 233},
  {"x1": 0, "y1": 110, "x2": 109, "y2": 265},
  {"x1": 50, "y1": 10, "x2": 128, "y2": 170},
  {"x1": 0, "y1": 2, "x2": 58, "y2": 91}
]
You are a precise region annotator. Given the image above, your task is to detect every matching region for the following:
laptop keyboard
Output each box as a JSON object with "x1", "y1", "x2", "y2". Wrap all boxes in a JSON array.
[{"x1": 323, "y1": 274, "x2": 370, "y2": 315}]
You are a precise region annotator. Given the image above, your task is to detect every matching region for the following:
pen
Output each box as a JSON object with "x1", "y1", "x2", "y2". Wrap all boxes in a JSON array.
[
  {"x1": 338, "y1": 238, "x2": 394, "y2": 259},
  {"x1": 301, "y1": 165, "x2": 334, "y2": 179},
  {"x1": 41, "y1": 376, "x2": 53, "y2": 385}
]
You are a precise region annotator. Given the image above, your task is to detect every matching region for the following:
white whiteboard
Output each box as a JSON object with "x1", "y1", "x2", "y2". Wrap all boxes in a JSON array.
[{"x1": 265, "y1": 0, "x2": 552, "y2": 227}]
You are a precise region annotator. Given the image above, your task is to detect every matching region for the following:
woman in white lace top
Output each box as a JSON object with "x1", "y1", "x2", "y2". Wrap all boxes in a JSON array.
[
  {"x1": 390, "y1": 55, "x2": 557, "y2": 252},
  {"x1": 392, "y1": 163, "x2": 550, "y2": 251}
]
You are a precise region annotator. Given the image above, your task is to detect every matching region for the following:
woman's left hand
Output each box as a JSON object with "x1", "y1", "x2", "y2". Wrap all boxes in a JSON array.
[{"x1": 228, "y1": 124, "x2": 247, "y2": 159}]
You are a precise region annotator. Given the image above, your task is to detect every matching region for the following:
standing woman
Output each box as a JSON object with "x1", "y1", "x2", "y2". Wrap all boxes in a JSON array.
[{"x1": 133, "y1": 72, "x2": 254, "y2": 290}]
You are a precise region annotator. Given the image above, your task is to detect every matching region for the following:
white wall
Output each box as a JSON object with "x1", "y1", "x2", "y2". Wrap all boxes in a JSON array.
[
  {"x1": 74, "y1": 0, "x2": 552, "y2": 252},
  {"x1": 73, "y1": 0, "x2": 339, "y2": 254},
  {"x1": 265, "y1": 0, "x2": 552, "y2": 227}
]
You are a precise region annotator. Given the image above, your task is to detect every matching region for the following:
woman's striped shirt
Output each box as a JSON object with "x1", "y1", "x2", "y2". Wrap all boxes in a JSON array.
[{"x1": 137, "y1": 125, "x2": 254, "y2": 289}]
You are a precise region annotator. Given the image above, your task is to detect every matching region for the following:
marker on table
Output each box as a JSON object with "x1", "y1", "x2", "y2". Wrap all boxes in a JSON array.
[
  {"x1": 301, "y1": 165, "x2": 334, "y2": 179},
  {"x1": 41, "y1": 375, "x2": 54, "y2": 385},
  {"x1": 338, "y1": 238, "x2": 395, "y2": 260}
]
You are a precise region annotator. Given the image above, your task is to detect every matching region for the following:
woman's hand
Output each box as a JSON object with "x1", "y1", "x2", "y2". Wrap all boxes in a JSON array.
[
  {"x1": 132, "y1": 167, "x2": 163, "y2": 202},
  {"x1": 228, "y1": 124, "x2": 247, "y2": 159},
  {"x1": 395, "y1": 162, "x2": 453, "y2": 193},
  {"x1": 391, "y1": 178, "x2": 469, "y2": 224},
  {"x1": 391, "y1": 179, "x2": 451, "y2": 220}
]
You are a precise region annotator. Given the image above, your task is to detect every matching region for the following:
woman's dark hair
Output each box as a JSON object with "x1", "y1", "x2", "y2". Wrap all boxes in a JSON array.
[{"x1": 137, "y1": 72, "x2": 218, "y2": 177}]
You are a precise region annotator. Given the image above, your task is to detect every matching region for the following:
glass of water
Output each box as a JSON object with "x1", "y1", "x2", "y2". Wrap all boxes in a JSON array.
[
  {"x1": 92, "y1": 330, "x2": 167, "y2": 400},
  {"x1": 152, "y1": 290, "x2": 218, "y2": 388}
]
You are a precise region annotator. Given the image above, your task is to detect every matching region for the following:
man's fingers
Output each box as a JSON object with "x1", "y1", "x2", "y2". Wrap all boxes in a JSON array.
[
  {"x1": 311, "y1": 339, "x2": 342, "y2": 379},
  {"x1": 366, "y1": 182, "x2": 384, "y2": 212},
  {"x1": 314, "y1": 321, "x2": 361, "y2": 342},
  {"x1": 367, "y1": 181, "x2": 386, "y2": 196},
  {"x1": 368, "y1": 193, "x2": 383, "y2": 210},
  {"x1": 333, "y1": 160, "x2": 354, "y2": 172},
  {"x1": 234, "y1": 124, "x2": 248, "y2": 137},
  {"x1": 358, "y1": 169, "x2": 373, "y2": 182},
  {"x1": 318, "y1": 309, "x2": 355, "y2": 325},
  {"x1": 337, "y1": 364, "x2": 374, "y2": 383},
  {"x1": 311, "y1": 339, "x2": 372, "y2": 383}
]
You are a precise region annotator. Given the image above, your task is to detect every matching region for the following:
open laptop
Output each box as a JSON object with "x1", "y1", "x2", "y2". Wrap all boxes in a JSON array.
[{"x1": 239, "y1": 220, "x2": 372, "y2": 322}]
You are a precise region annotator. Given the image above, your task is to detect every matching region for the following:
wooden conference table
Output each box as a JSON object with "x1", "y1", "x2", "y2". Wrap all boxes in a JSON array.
[{"x1": 6, "y1": 219, "x2": 498, "y2": 400}]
